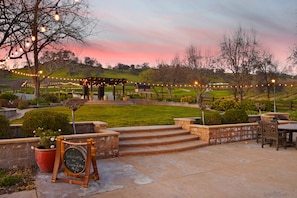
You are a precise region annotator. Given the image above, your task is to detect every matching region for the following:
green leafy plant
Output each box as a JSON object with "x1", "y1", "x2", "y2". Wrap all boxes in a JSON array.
[
  {"x1": 202, "y1": 111, "x2": 222, "y2": 125},
  {"x1": 0, "y1": 115, "x2": 11, "y2": 139},
  {"x1": 22, "y1": 110, "x2": 71, "y2": 137},
  {"x1": 0, "y1": 169, "x2": 22, "y2": 187},
  {"x1": 258, "y1": 100, "x2": 273, "y2": 112},
  {"x1": 211, "y1": 99, "x2": 239, "y2": 111},
  {"x1": 0, "y1": 93, "x2": 18, "y2": 101},
  {"x1": 222, "y1": 109, "x2": 248, "y2": 124},
  {"x1": 42, "y1": 93, "x2": 59, "y2": 103},
  {"x1": 0, "y1": 167, "x2": 35, "y2": 194},
  {"x1": 17, "y1": 99, "x2": 29, "y2": 109},
  {"x1": 240, "y1": 99, "x2": 258, "y2": 111},
  {"x1": 289, "y1": 111, "x2": 297, "y2": 121},
  {"x1": 180, "y1": 96, "x2": 196, "y2": 104},
  {"x1": 33, "y1": 127, "x2": 62, "y2": 149}
]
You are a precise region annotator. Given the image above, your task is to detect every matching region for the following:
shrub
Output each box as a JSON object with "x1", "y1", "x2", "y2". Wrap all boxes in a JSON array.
[
  {"x1": 246, "y1": 110, "x2": 259, "y2": 115},
  {"x1": 202, "y1": 111, "x2": 222, "y2": 125},
  {"x1": 0, "y1": 93, "x2": 18, "y2": 101},
  {"x1": 211, "y1": 99, "x2": 239, "y2": 111},
  {"x1": 27, "y1": 97, "x2": 49, "y2": 106},
  {"x1": 289, "y1": 111, "x2": 297, "y2": 121},
  {"x1": 0, "y1": 99, "x2": 8, "y2": 107},
  {"x1": 0, "y1": 115, "x2": 11, "y2": 139},
  {"x1": 17, "y1": 99, "x2": 29, "y2": 109},
  {"x1": 5, "y1": 99, "x2": 29, "y2": 109},
  {"x1": 222, "y1": 109, "x2": 248, "y2": 124},
  {"x1": 59, "y1": 92, "x2": 72, "y2": 101},
  {"x1": 21, "y1": 110, "x2": 71, "y2": 137},
  {"x1": 258, "y1": 100, "x2": 273, "y2": 112},
  {"x1": 211, "y1": 99, "x2": 221, "y2": 110},
  {"x1": 43, "y1": 93, "x2": 59, "y2": 103},
  {"x1": 240, "y1": 100, "x2": 257, "y2": 111},
  {"x1": 128, "y1": 93, "x2": 145, "y2": 99},
  {"x1": 180, "y1": 96, "x2": 196, "y2": 104}
]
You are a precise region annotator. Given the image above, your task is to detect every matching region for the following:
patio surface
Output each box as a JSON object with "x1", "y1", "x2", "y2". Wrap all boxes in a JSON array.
[{"x1": 2, "y1": 139, "x2": 297, "y2": 198}]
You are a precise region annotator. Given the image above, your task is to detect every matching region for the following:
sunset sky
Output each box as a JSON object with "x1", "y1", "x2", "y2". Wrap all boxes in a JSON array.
[{"x1": 71, "y1": 0, "x2": 296, "y2": 69}]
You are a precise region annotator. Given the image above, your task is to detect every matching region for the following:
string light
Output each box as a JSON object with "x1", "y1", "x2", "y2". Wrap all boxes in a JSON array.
[
  {"x1": 40, "y1": 25, "x2": 46, "y2": 32},
  {"x1": 2, "y1": 68, "x2": 297, "y2": 89},
  {"x1": 54, "y1": 11, "x2": 60, "y2": 21}
]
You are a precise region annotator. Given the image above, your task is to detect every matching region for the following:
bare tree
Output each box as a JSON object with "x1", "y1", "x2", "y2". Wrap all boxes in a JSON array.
[
  {"x1": 0, "y1": 0, "x2": 27, "y2": 61},
  {"x1": 153, "y1": 56, "x2": 186, "y2": 100},
  {"x1": 288, "y1": 44, "x2": 297, "y2": 66},
  {"x1": 184, "y1": 45, "x2": 218, "y2": 104},
  {"x1": 0, "y1": 0, "x2": 96, "y2": 105},
  {"x1": 220, "y1": 26, "x2": 260, "y2": 102},
  {"x1": 253, "y1": 51, "x2": 278, "y2": 99}
]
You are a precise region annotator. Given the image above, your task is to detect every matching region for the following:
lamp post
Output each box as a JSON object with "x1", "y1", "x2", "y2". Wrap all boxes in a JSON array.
[
  {"x1": 36, "y1": 70, "x2": 43, "y2": 107},
  {"x1": 194, "y1": 81, "x2": 205, "y2": 125},
  {"x1": 271, "y1": 79, "x2": 276, "y2": 112},
  {"x1": 194, "y1": 81, "x2": 198, "y2": 106}
]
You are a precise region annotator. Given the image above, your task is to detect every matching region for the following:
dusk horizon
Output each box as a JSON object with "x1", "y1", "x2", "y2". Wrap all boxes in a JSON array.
[{"x1": 67, "y1": 0, "x2": 296, "y2": 71}]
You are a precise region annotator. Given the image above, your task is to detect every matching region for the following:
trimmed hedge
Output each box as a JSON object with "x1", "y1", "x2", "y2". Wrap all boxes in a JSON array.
[
  {"x1": 222, "y1": 109, "x2": 248, "y2": 124},
  {"x1": 21, "y1": 110, "x2": 71, "y2": 137},
  {"x1": 202, "y1": 111, "x2": 222, "y2": 125}
]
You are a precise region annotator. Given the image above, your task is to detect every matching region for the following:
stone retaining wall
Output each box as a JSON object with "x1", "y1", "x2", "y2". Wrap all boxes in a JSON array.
[
  {"x1": 175, "y1": 118, "x2": 259, "y2": 144},
  {"x1": 0, "y1": 121, "x2": 119, "y2": 169},
  {"x1": 0, "y1": 108, "x2": 17, "y2": 119},
  {"x1": 189, "y1": 123, "x2": 258, "y2": 144}
]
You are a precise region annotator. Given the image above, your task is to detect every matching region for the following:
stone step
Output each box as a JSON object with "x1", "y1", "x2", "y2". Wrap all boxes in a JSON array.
[
  {"x1": 110, "y1": 125, "x2": 208, "y2": 156},
  {"x1": 119, "y1": 134, "x2": 199, "y2": 147},
  {"x1": 119, "y1": 129, "x2": 190, "y2": 140},
  {"x1": 119, "y1": 140, "x2": 208, "y2": 156},
  {"x1": 111, "y1": 125, "x2": 182, "y2": 133}
]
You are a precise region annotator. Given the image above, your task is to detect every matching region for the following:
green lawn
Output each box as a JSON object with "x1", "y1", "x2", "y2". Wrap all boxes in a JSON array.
[{"x1": 12, "y1": 105, "x2": 201, "y2": 128}]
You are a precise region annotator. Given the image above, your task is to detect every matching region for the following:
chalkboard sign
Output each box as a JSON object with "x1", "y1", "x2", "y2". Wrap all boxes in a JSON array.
[{"x1": 63, "y1": 146, "x2": 87, "y2": 174}]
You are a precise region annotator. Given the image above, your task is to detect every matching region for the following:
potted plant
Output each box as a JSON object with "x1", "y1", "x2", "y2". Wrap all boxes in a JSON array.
[{"x1": 32, "y1": 127, "x2": 61, "y2": 173}]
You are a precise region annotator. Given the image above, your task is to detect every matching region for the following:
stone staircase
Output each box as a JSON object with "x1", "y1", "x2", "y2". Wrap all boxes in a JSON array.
[{"x1": 109, "y1": 125, "x2": 208, "y2": 156}]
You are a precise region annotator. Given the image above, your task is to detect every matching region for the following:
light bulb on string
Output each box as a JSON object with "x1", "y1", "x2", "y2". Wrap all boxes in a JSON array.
[
  {"x1": 40, "y1": 25, "x2": 46, "y2": 32},
  {"x1": 54, "y1": 11, "x2": 60, "y2": 21},
  {"x1": 25, "y1": 40, "x2": 30, "y2": 47}
]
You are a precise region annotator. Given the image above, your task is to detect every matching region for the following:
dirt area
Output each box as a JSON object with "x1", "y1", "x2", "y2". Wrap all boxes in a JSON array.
[{"x1": 0, "y1": 167, "x2": 36, "y2": 195}]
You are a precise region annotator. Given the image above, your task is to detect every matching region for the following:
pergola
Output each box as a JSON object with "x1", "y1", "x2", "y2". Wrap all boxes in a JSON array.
[{"x1": 79, "y1": 77, "x2": 127, "y2": 100}]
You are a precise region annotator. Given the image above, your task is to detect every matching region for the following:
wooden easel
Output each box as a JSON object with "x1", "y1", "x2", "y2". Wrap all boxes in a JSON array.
[{"x1": 51, "y1": 136, "x2": 99, "y2": 188}]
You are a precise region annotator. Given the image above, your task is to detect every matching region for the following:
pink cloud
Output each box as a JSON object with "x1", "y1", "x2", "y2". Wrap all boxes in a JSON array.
[{"x1": 68, "y1": 41, "x2": 176, "y2": 66}]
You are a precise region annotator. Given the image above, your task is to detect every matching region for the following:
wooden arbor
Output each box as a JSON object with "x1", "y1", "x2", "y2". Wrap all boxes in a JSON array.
[{"x1": 80, "y1": 77, "x2": 127, "y2": 100}]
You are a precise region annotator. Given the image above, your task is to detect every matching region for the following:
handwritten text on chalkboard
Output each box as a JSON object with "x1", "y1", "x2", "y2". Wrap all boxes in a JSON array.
[{"x1": 64, "y1": 147, "x2": 86, "y2": 174}]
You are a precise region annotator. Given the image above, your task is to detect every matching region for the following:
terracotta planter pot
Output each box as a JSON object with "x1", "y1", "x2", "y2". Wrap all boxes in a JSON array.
[{"x1": 35, "y1": 148, "x2": 56, "y2": 173}]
